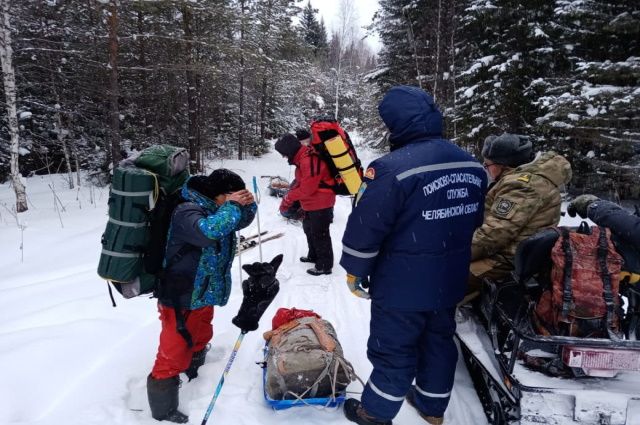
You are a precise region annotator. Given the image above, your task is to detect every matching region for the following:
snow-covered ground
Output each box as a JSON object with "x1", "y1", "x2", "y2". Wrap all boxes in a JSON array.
[{"x1": 0, "y1": 139, "x2": 520, "y2": 425}]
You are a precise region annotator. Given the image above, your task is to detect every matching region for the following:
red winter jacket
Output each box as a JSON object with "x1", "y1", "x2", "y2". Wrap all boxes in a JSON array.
[{"x1": 280, "y1": 146, "x2": 336, "y2": 212}]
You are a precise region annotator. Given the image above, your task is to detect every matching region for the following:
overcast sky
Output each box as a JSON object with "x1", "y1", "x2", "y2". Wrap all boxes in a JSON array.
[{"x1": 308, "y1": 0, "x2": 381, "y2": 52}]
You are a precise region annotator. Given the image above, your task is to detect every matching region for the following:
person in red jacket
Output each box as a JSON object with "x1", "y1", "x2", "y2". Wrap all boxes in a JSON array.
[{"x1": 275, "y1": 133, "x2": 336, "y2": 275}]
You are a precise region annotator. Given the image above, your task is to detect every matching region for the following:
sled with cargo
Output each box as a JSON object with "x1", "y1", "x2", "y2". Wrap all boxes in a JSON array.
[{"x1": 456, "y1": 226, "x2": 640, "y2": 425}]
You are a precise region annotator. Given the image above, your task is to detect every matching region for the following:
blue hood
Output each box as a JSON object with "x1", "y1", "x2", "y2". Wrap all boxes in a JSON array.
[{"x1": 378, "y1": 85, "x2": 443, "y2": 150}]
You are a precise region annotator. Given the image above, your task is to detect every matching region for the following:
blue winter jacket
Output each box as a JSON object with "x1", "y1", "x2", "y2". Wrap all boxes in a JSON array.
[
  {"x1": 162, "y1": 180, "x2": 257, "y2": 310},
  {"x1": 340, "y1": 86, "x2": 487, "y2": 311},
  {"x1": 587, "y1": 200, "x2": 640, "y2": 276}
]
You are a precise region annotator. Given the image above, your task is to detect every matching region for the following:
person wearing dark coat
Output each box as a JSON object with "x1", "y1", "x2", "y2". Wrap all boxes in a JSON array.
[
  {"x1": 568, "y1": 195, "x2": 640, "y2": 285},
  {"x1": 275, "y1": 133, "x2": 336, "y2": 275},
  {"x1": 340, "y1": 86, "x2": 487, "y2": 425},
  {"x1": 147, "y1": 169, "x2": 256, "y2": 424}
]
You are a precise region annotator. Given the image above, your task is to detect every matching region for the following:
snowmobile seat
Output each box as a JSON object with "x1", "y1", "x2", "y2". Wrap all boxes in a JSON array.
[{"x1": 513, "y1": 228, "x2": 559, "y2": 297}]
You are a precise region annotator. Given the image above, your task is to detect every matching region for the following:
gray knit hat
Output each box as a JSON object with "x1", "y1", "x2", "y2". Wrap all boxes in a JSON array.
[{"x1": 482, "y1": 133, "x2": 533, "y2": 167}]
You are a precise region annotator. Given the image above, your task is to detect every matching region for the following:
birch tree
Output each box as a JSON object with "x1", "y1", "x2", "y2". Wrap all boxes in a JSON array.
[{"x1": 0, "y1": 0, "x2": 27, "y2": 212}]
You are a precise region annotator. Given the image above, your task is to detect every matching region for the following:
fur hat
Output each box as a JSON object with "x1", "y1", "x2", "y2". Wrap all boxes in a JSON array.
[
  {"x1": 482, "y1": 133, "x2": 533, "y2": 167},
  {"x1": 189, "y1": 169, "x2": 245, "y2": 200}
]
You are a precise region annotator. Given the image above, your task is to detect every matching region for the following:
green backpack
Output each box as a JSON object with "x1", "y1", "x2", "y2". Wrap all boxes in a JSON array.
[{"x1": 97, "y1": 145, "x2": 190, "y2": 300}]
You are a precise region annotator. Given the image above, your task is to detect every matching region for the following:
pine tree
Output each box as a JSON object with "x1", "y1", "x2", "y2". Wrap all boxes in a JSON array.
[
  {"x1": 532, "y1": 0, "x2": 640, "y2": 198},
  {"x1": 454, "y1": 0, "x2": 556, "y2": 153},
  {"x1": 300, "y1": 1, "x2": 327, "y2": 60}
]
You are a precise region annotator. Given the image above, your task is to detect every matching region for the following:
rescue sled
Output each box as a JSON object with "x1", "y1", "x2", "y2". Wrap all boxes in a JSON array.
[
  {"x1": 456, "y1": 228, "x2": 640, "y2": 425},
  {"x1": 259, "y1": 308, "x2": 356, "y2": 411},
  {"x1": 262, "y1": 175, "x2": 290, "y2": 198}
]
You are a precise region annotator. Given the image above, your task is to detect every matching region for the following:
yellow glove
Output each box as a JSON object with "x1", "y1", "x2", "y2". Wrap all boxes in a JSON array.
[{"x1": 346, "y1": 274, "x2": 370, "y2": 299}]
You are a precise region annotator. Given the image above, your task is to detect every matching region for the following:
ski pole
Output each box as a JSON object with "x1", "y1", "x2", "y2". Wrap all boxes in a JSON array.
[
  {"x1": 200, "y1": 331, "x2": 246, "y2": 425},
  {"x1": 237, "y1": 231, "x2": 243, "y2": 284},
  {"x1": 252, "y1": 176, "x2": 263, "y2": 262}
]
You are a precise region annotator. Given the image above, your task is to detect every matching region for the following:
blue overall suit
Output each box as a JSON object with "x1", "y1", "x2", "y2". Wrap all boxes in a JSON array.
[{"x1": 340, "y1": 86, "x2": 487, "y2": 421}]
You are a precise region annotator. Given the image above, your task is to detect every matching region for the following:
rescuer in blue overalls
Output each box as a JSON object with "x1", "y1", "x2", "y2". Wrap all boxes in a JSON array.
[{"x1": 340, "y1": 86, "x2": 487, "y2": 425}]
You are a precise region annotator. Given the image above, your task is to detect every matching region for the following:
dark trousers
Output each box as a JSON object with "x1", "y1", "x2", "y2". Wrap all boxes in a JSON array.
[
  {"x1": 362, "y1": 302, "x2": 457, "y2": 420},
  {"x1": 302, "y1": 207, "x2": 334, "y2": 271}
]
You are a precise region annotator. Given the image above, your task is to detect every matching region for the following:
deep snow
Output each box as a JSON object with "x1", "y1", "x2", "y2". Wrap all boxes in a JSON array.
[{"x1": 0, "y1": 139, "x2": 535, "y2": 425}]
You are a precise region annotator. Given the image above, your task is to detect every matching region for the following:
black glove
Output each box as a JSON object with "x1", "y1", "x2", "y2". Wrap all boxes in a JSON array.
[
  {"x1": 232, "y1": 254, "x2": 283, "y2": 333},
  {"x1": 567, "y1": 194, "x2": 599, "y2": 218}
]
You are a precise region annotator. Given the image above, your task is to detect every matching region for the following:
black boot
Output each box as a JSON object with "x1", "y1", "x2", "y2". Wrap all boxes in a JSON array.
[
  {"x1": 406, "y1": 386, "x2": 444, "y2": 425},
  {"x1": 147, "y1": 374, "x2": 189, "y2": 423},
  {"x1": 299, "y1": 256, "x2": 316, "y2": 263},
  {"x1": 307, "y1": 267, "x2": 332, "y2": 276},
  {"x1": 344, "y1": 398, "x2": 392, "y2": 425},
  {"x1": 184, "y1": 344, "x2": 210, "y2": 381}
]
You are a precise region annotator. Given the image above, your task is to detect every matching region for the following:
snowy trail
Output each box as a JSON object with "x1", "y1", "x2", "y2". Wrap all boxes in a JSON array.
[{"x1": 0, "y1": 140, "x2": 487, "y2": 425}]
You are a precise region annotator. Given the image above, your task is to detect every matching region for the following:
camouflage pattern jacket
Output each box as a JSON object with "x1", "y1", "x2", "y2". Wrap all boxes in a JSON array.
[{"x1": 471, "y1": 151, "x2": 572, "y2": 269}]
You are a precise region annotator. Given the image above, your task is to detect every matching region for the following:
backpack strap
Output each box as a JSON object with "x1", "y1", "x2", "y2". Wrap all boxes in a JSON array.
[
  {"x1": 559, "y1": 228, "x2": 573, "y2": 324},
  {"x1": 597, "y1": 227, "x2": 619, "y2": 340},
  {"x1": 161, "y1": 243, "x2": 198, "y2": 348},
  {"x1": 310, "y1": 152, "x2": 321, "y2": 177}
]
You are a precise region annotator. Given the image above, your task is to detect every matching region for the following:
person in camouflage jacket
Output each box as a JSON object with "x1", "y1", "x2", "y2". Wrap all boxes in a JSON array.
[
  {"x1": 147, "y1": 169, "x2": 256, "y2": 424},
  {"x1": 469, "y1": 134, "x2": 572, "y2": 287}
]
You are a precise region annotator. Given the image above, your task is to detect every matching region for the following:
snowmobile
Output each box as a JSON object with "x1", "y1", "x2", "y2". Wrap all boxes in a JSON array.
[{"x1": 456, "y1": 228, "x2": 640, "y2": 425}]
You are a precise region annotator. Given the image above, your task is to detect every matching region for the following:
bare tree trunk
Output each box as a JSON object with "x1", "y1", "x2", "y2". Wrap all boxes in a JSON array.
[
  {"x1": 0, "y1": 0, "x2": 27, "y2": 212},
  {"x1": 137, "y1": 9, "x2": 152, "y2": 138},
  {"x1": 72, "y1": 138, "x2": 81, "y2": 186},
  {"x1": 434, "y1": 0, "x2": 442, "y2": 102},
  {"x1": 259, "y1": 0, "x2": 273, "y2": 143},
  {"x1": 237, "y1": 0, "x2": 246, "y2": 160},
  {"x1": 334, "y1": 54, "x2": 341, "y2": 120},
  {"x1": 107, "y1": 0, "x2": 121, "y2": 168},
  {"x1": 50, "y1": 69, "x2": 74, "y2": 189},
  {"x1": 450, "y1": 3, "x2": 458, "y2": 139},
  {"x1": 182, "y1": 3, "x2": 199, "y2": 172},
  {"x1": 195, "y1": 75, "x2": 202, "y2": 171},
  {"x1": 56, "y1": 108, "x2": 74, "y2": 189},
  {"x1": 260, "y1": 77, "x2": 268, "y2": 141},
  {"x1": 403, "y1": 7, "x2": 422, "y2": 89}
]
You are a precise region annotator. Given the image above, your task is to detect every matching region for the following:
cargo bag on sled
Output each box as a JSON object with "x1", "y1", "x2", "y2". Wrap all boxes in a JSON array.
[
  {"x1": 533, "y1": 225, "x2": 624, "y2": 338},
  {"x1": 261, "y1": 308, "x2": 358, "y2": 409},
  {"x1": 264, "y1": 175, "x2": 290, "y2": 198}
]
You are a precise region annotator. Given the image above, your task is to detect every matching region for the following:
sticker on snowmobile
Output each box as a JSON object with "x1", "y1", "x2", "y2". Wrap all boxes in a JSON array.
[
  {"x1": 494, "y1": 198, "x2": 516, "y2": 218},
  {"x1": 364, "y1": 167, "x2": 375, "y2": 180}
]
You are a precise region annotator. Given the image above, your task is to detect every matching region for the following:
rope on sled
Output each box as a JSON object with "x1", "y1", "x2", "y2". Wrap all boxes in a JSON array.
[{"x1": 282, "y1": 351, "x2": 366, "y2": 410}]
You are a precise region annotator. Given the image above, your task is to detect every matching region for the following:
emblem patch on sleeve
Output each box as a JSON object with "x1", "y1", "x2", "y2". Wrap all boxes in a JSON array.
[
  {"x1": 517, "y1": 173, "x2": 531, "y2": 183},
  {"x1": 355, "y1": 182, "x2": 367, "y2": 207},
  {"x1": 364, "y1": 167, "x2": 376, "y2": 180},
  {"x1": 494, "y1": 198, "x2": 516, "y2": 218}
]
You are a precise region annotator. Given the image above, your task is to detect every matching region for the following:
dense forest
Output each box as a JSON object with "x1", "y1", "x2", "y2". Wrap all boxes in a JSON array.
[{"x1": 1, "y1": 0, "x2": 638, "y2": 213}]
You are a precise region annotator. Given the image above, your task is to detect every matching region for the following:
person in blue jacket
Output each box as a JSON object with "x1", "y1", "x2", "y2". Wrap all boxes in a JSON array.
[
  {"x1": 340, "y1": 86, "x2": 487, "y2": 425},
  {"x1": 147, "y1": 169, "x2": 256, "y2": 423}
]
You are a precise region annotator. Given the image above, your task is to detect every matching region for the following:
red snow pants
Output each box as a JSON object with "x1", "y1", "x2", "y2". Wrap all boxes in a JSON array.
[{"x1": 151, "y1": 304, "x2": 214, "y2": 379}]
